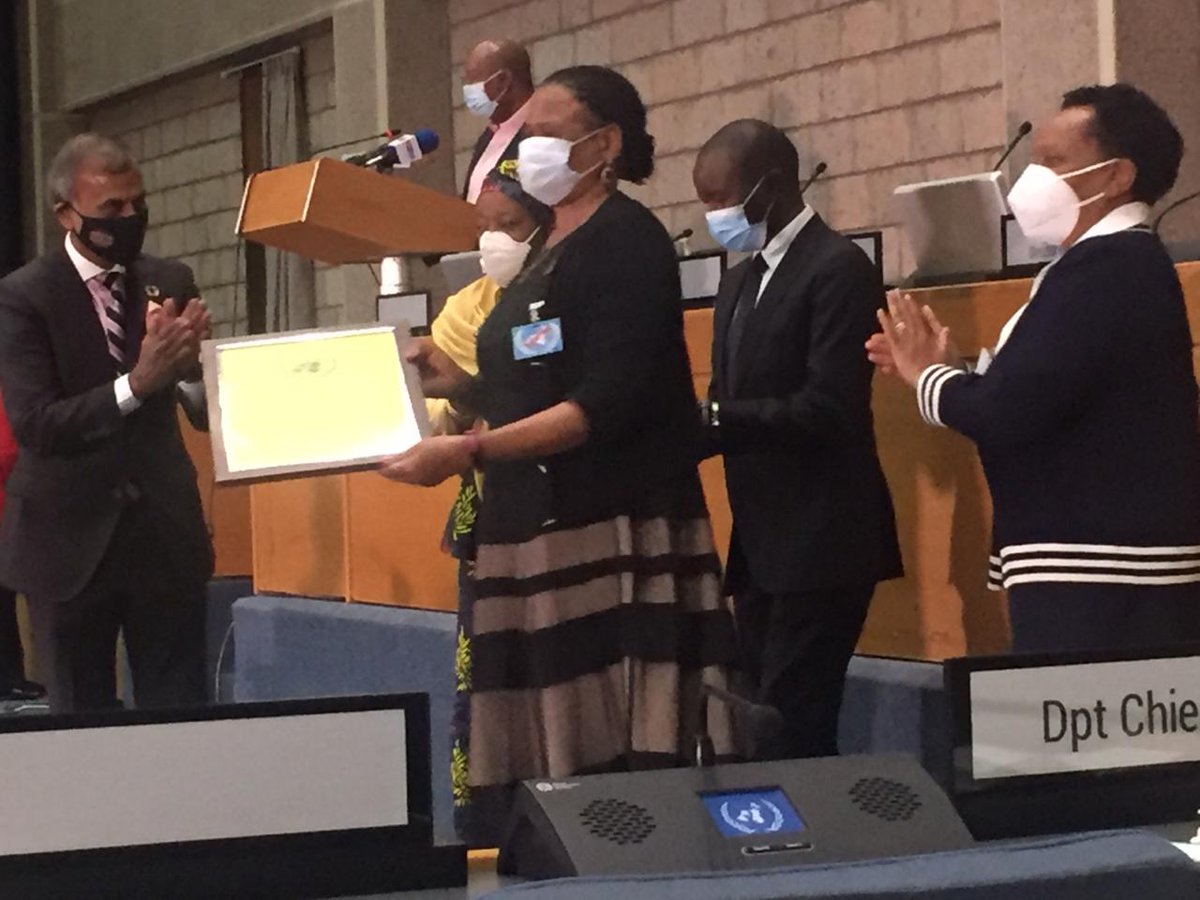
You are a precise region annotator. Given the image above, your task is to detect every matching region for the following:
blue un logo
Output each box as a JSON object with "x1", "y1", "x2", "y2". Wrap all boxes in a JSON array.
[{"x1": 701, "y1": 789, "x2": 806, "y2": 838}]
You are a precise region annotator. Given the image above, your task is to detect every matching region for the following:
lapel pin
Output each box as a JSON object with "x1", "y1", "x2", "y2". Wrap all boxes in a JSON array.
[{"x1": 144, "y1": 284, "x2": 161, "y2": 299}]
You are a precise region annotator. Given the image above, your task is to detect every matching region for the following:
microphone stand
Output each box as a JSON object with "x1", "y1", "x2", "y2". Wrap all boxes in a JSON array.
[
  {"x1": 1153, "y1": 188, "x2": 1200, "y2": 234},
  {"x1": 694, "y1": 684, "x2": 715, "y2": 768},
  {"x1": 993, "y1": 121, "x2": 1033, "y2": 171}
]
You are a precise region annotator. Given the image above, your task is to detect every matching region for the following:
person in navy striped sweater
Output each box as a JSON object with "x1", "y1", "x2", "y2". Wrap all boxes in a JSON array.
[{"x1": 869, "y1": 84, "x2": 1200, "y2": 654}]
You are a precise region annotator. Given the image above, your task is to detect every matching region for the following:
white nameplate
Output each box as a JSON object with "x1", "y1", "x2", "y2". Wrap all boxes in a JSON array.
[{"x1": 969, "y1": 656, "x2": 1200, "y2": 780}]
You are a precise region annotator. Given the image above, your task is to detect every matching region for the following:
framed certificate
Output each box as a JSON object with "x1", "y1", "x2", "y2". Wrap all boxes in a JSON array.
[{"x1": 202, "y1": 324, "x2": 431, "y2": 484}]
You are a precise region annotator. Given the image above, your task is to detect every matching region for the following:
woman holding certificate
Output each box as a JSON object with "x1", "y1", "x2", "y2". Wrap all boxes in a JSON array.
[
  {"x1": 384, "y1": 65, "x2": 738, "y2": 843},
  {"x1": 421, "y1": 162, "x2": 553, "y2": 846}
]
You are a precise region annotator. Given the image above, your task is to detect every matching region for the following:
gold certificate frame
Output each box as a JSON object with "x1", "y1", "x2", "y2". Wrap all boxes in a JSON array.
[{"x1": 203, "y1": 324, "x2": 430, "y2": 484}]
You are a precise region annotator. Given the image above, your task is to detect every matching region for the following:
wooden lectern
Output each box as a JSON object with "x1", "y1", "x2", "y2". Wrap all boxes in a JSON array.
[
  {"x1": 232, "y1": 160, "x2": 477, "y2": 611},
  {"x1": 236, "y1": 158, "x2": 479, "y2": 263}
]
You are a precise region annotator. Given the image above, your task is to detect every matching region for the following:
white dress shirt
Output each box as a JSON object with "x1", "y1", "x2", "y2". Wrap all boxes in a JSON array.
[{"x1": 754, "y1": 205, "x2": 816, "y2": 303}]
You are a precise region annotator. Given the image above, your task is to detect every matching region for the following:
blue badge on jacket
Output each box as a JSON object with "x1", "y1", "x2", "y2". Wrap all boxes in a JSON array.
[{"x1": 512, "y1": 318, "x2": 563, "y2": 360}]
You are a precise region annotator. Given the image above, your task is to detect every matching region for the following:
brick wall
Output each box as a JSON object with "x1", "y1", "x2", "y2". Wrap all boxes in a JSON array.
[
  {"x1": 448, "y1": 0, "x2": 1007, "y2": 281},
  {"x1": 90, "y1": 70, "x2": 244, "y2": 334},
  {"x1": 87, "y1": 29, "x2": 337, "y2": 336}
]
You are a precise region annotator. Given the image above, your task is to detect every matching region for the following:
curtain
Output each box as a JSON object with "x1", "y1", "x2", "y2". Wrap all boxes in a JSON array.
[{"x1": 261, "y1": 52, "x2": 316, "y2": 332}]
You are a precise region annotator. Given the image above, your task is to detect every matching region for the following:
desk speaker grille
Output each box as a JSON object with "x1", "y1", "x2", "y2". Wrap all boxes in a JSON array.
[
  {"x1": 579, "y1": 798, "x2": 656, "y2": 845},
  {"x1": 848, "y1": 777, "x2": 923, "y2": 822}
]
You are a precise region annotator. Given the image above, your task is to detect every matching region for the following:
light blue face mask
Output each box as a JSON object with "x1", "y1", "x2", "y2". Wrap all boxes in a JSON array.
[
  {"x1": 463, "y1": 70, "x2": 504, "y2": 118},
  {"x1": 705, "y1": 177, "x2": 771, "y2": 253}
]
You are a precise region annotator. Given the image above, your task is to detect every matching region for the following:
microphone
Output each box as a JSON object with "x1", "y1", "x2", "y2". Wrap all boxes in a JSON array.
[
  {"x1": 993, "y1": 120, "x2": 1032, "y2": 171},
  {"x1": 671, "y1": 227, "x2": 694, "y2": 257},
  {"x1": 365, "y1": 128, "x2": 440, "y2": 169},
  {"x1": 1152, "y1": 188, "x2": 1200, "y2": 234},
  {"x1": 799, "y1": 161, "x2": 826, "y2": 195},
  {"x1": 340, "y1": 128, "x2": 405, "y2": 165},
  {"x1": 693, "y1": 681, "x2": 784, "y2": 766}
]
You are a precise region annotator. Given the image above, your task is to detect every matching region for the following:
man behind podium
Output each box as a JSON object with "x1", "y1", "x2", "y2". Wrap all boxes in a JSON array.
[
  {"x1": 693, "y1": 120, "x2": 902, "y2": 760},
  {"x1": 460, "y1": 39, "x2": 534, "y2": 203},
  {"x1": 0, "y1": 133, "x2": 214, "y2": 712}
]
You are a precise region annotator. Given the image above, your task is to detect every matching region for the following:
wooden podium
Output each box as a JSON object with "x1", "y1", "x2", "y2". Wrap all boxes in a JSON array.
[
  {"x1": 236, "y1": 158, "x2": 479, "y2": 262},
  {"x1": 230, "y1": 160, "x2": 478, "y2": 608}
]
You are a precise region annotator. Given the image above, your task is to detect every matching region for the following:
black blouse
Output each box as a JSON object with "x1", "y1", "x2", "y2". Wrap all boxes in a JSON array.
[{"x1": 474, "y1": 192, "x2": 707, "y2": 544}]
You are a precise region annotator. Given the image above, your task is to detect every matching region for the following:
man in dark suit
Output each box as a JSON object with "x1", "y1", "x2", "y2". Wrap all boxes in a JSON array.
[
  {"x1": 693, "y1": 120, "x2": 902, "y2": 760},
  {"x1": 0, "y1": 132, "x2": 214, "y2": 713},
  {"x1": 460, "y1": 39, "x2": 534, "y2": 203}
]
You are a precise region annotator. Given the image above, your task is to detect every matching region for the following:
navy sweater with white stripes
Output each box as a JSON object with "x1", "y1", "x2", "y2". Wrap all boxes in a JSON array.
[{"x1": 917, "y1": 229, "x2": 1200, "y2": 590}]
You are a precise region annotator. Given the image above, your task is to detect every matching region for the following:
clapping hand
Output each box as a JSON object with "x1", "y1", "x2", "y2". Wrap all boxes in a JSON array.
[
  {"x1": 131, "y1": 298, "x2": 205, "y2": 398},
  {"x1": 868, "y1": 290, "x2": 959, "y2": 387},
  {"x1": 167, "y1": 297, "x2": 211, "y2": 381}
]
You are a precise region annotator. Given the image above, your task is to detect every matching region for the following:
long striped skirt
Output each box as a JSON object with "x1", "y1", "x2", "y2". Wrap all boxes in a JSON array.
[{"x1": 460, "y1": 513, "x2": 739, "y2": 846}]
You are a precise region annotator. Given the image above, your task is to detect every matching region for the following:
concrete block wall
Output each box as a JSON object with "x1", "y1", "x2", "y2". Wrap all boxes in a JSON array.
[
  {"x1": 448, "y1": 0, "x2": 1008, "y2": 282},
  {"x1": 86, "y1": 29, "x2": 336, "y2": 337},
  {"x1": 89, "y1": 70, "x2": 244, "y2": 334}
]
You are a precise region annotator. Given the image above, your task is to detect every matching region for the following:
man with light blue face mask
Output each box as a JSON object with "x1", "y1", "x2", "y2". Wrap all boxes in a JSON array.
[
  {"x1": 693, "y1": 119, "x2": 902, "y2": 761},
  {"x1": 460, "y1": 39, "x2": 534, "y2": 204}
]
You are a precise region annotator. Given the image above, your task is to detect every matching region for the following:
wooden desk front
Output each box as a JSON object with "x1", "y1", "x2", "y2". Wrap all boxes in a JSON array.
[{"x1": 244, "y1": 262, "x2": 1200, "y2": 659}]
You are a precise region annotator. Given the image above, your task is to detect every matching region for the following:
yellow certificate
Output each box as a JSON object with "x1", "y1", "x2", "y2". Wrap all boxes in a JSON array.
[{"x1": 203, "y1": 325, "x2": 429, "y2": 483}]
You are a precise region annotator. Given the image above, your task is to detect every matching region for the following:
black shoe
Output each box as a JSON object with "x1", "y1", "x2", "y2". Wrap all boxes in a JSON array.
[{"x1": 0, "y1": 680, "x2": 46, "y2": 701}]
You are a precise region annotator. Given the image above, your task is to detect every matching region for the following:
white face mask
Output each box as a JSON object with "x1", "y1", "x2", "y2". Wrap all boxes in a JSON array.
[
  {"x1": 479, "y1": 228, "x2": 537, "y2": 288},
  {"x1": 1006, "y1": 159, "x2": 1117, "y2": 246},
  {"x1": 517, "y1": 128, "x2": 605, "y2": 207},
  {"x1": 463, "y1": 70, "x2": 504, "y2": 118}
]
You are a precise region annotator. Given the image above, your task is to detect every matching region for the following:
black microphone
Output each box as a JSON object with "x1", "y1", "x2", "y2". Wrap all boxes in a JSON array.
[
  {"x1": 799, "y1": 161, "x2": 826, "y2": 196},
  {"x1": 670, "y1": 228, "x2": 694, "y2": 243},
  {"x1": 1152, "y1": 188, "x2": 1200, "y2": 234},
  {"x1": 365, "y1": 129, "x2": 440, "y2": 169},
  {"x1": 341, "y1": 130, "x2": 403, "y2": 166},
  {"x1": 693, "y1": 682, "x2": 785, "y2": 766},
  {"x1": 343, "y1": 129, "x2": 439, "y2": 168},
  {"x1": 993, "y1": 120, "x2": 1032, "y2": 171}
]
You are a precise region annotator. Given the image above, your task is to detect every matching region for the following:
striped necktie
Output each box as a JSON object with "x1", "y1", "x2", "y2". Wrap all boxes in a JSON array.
[{"x1": 99, "y1": 270, "x2": 128, "y2": 371}]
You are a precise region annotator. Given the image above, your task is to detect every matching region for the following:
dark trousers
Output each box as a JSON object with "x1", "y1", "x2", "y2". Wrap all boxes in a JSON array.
[
  {"x1": 0, "y1": 584, "x2": 24, "y2": 685},
  {"x1": 27, "y1": 501, "x2": 206, "y2": 714},
  {"x1": 1008, "y1": 581, "x2": 1200, "y2": 654},
  {"x1": 734, "y1": 580, "x2": 874, "y2": 760}
]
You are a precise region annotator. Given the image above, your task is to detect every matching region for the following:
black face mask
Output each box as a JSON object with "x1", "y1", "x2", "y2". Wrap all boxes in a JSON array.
[{"x1": 71, "y1": 207, "x2": 148, "y2": 267}]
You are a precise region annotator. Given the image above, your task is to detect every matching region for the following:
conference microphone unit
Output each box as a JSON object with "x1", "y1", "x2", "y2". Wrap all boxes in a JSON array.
[
  {"x1": 800, "y1": 161, "x2": 827, "y2": 195},
  {"x1": 992, "y1": 120, "x2": 1032, "y2": 171},
  {"x1": 499, "y1": 753, "x2": 973, "y2": 880},
  {"x1": 366, "y1": 128, "x2": 440, "y2": 169}
]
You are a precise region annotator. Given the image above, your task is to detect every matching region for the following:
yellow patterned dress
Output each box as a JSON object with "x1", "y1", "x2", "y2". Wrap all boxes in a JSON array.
[{"x1": 425, "y1": 275, "x2": 499, "y2": 847}]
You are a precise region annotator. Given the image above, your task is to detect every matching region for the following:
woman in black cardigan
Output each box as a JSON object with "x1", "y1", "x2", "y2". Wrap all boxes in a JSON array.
[{"x1": 382, "y1": 65, "x2": 737, "y2": 842}]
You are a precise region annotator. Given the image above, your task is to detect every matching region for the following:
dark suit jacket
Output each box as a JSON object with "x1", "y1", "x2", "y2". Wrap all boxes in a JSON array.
[
  {"x1": 0, "y1": 248, "x2": 214, "y2": 603},
  {"x1": 710, "y1": 213, "x2": 902, "y2": 595},
  {"x1": 461, "y1": 126, "x2": 523, "y2": 199}
]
